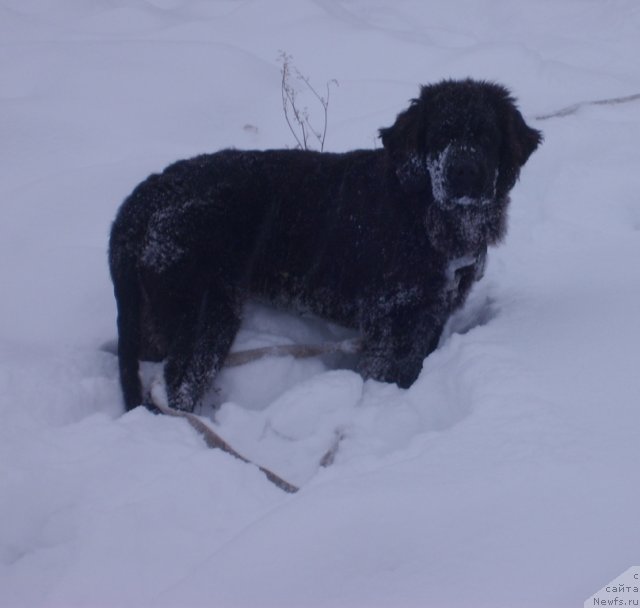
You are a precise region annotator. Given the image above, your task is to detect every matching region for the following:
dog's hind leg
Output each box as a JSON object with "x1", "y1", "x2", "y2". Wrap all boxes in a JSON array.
[{"x1": 163, "y1": 282, "x2": 241, "y2": 412}]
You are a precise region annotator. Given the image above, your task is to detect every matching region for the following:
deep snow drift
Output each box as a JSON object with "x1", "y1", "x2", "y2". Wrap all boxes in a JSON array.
[{"x1": 1, "y1": 1, "x2": 640, "y2": 607}]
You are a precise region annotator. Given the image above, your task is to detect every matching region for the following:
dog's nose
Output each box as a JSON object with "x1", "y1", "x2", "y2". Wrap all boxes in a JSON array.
[{"x1": 446, "y1": 156, "x2": 485, "y2": 199}]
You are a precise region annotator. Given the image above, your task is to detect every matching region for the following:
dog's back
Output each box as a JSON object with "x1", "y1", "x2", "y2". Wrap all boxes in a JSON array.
[{"x1": 109, "y1": 148, "x2": 444, "y2": 410}]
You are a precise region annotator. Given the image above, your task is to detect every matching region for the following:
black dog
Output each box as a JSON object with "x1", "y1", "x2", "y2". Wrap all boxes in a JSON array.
[{"x1": 109, "y1": 78, "x2": 541, "y2": 412}]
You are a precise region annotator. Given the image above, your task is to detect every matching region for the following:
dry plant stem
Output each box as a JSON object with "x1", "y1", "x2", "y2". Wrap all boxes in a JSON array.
[
  {"x1": 296, "y1": 73, "x2": 334, "y2": 151},
  {"x1": 281, "y1": 61, "x2": 307, "y2": 149},
  {"x1": 279, "y1": 51, "x2": 336, "y2": 151},
  {"x1": 153, "y1": 402, "x2": 299, "y2": 494}
]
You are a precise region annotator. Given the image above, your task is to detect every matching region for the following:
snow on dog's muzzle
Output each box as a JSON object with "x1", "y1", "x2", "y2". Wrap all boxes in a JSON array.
[{"x1": 427, "y1": 144, "x2": 496, "y2": 208}]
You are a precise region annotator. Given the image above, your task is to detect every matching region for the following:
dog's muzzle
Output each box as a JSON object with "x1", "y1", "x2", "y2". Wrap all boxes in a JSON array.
[{"x1": 427, "y1": 144, "x2": 496, "y2": 207}]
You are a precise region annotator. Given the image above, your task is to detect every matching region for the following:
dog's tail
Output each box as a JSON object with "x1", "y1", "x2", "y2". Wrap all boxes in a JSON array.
[
  {"x1": 115, "y1": 272, "x2": 144, "y2": 410},
  {"x1": 112, "y1": 273, "x2": 143, "y2": 410},
  {"x1": 109, "y1": 226, "x2": 144, "y2": 411}
]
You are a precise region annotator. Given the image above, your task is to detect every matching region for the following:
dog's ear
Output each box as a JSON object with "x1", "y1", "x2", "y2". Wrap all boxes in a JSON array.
[
  {"x1": 379, "y1": 99, "x2": 424, "y2": 156},
  {"x1": 509, "y1": 106, "x2": 542, "y2": 168},
  {"x1": 497, "y1": 103, "x2": 542, "y2": 196},
  {"x1": 379, "y1": 97, "x2": 429, "y2": 192}
]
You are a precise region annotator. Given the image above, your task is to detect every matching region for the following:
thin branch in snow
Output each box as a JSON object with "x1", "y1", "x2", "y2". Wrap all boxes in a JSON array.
[{"x1": 534, "y1": 92, "x2": 640, "y2": 121}]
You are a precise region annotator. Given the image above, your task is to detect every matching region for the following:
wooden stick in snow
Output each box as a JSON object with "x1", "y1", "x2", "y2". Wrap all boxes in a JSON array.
[
  {"x1": 102, "y1": 338, "x2": 362, "y2": 492},
  {"x1": 224, "y1": 338, "x2": 362, "y2": 367},
  {"x1": 152, "y1": 401, "x2": 300, "y2": 494}
]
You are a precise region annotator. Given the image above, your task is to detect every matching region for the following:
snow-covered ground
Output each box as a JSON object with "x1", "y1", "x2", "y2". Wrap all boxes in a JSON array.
[{"x1": 1, "y1": 1, "x2": 640, "y2": 606}]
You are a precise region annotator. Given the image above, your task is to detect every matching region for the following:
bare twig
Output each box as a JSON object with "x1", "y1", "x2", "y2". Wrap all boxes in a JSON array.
[
  {"x1": 278, "y1": 51, "x2": 337, "y2": 151},
  {"x1": 280, "y1": 54, "x2": 306, "y2": 149},
  {"x1": 295, "y1": 73, "x2": 338, "y2": 151},
  {"x1": 534, "y1": 92, "x2": 640, "y2": 121}
]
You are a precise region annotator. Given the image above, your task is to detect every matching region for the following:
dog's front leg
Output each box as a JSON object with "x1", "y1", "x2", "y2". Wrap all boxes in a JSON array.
[{"x1": 358, "y1": 310, "x2": 445, "y2": 389}]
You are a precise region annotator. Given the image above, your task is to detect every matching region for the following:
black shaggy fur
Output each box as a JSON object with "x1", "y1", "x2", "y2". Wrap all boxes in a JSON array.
[{"x1": 109, "y1": 79, "x2": 542, "y2": 412}]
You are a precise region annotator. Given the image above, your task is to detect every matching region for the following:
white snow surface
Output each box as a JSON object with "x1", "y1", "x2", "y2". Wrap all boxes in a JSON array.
[{"x1": 1, "y1": 1, "x2": 640, "y2": 606}]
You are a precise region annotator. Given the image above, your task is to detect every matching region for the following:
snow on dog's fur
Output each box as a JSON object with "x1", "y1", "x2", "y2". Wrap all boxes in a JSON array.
[{"x1": 109, "y1": 79, "x2": 541, "y2": 412}]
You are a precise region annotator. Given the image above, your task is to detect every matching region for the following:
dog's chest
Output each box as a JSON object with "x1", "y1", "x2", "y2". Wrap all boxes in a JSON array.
[
  {"x1": 446, "y1": 254, "x2": 477, "y2": 287},
  {"x1": 442, "y1": 249, "x2": 486, "y2": 306}
]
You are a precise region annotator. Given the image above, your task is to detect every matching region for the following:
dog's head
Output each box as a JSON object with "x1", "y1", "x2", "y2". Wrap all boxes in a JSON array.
[{"x1": 379, "y1": 79, "x2": 542, "y2": 209}]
